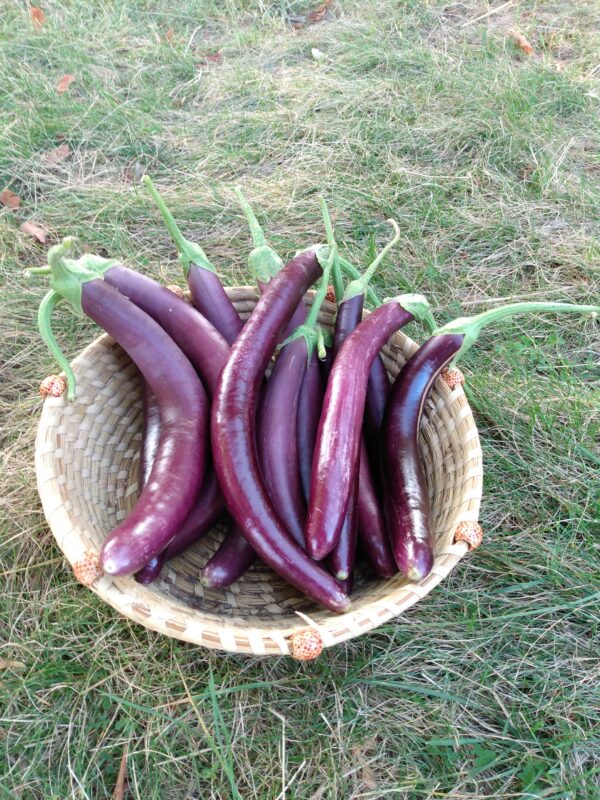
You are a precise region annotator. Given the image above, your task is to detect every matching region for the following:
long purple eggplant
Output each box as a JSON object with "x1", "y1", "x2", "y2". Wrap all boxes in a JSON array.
[
  {"x1": 134, "y1": 387, "x2": 167, "y2": 583},
  {"x1": 97, "y1": 265, "x2": 232, "y2": 582},
  {"x1": 323, "y1": 294, "x2": 363, "y2": 580},
  {"x1": 324, "y1": 289, "x2": 396, "y2": 579},
  {"x1": 204, "y1": 246, "x2": 335, "y2": 593},
  {"x1": 297, "y1": 350, "x2": 323, "y2": 502},
  {"x1": 305, "y1": 295, "x2": 433, "y2": 561},
  {"x1": 384, "y1": 300, "x2": 600, "y2": 580},
  {"x1": 142, "y1": 175, "x2": 243, "y2": 345},
  {"x1": 211, "y1": 246, "x2": 351, "y2": 613},
  {"x1": 202, "y1": 298, "x2": 311, "y2": 590},
  {"x1": 36, "y1": 238, "x2": 208, "y2": 575},
  {"x1": 256, "y1": 330, "x2": 307, "y2": 548}
]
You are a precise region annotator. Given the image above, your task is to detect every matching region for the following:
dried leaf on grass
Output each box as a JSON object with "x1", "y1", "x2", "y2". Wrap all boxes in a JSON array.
[
  {"x1": 165, "y1": 28, "x2": 174, "y2": 43},
  {"x1": 290, "y1": 0, "x2": 334, "y2": 28},
  {"x1": 1, "y1": 188, "x2": 20, "y2": 210},
  {"x1": 56, "y1": 74, "x2": 76, "y2": 94},
  {"x1": 350, "y1": 738, "x2": 379, "y2": 789},
  {"x1": 111, "y1": 742, "x2": 129, "y2": 800},
  {"x1": 43, "y1": 144, "x2": 71, "y2": 165},
  {"x1": 21, "y1": 221, "x2": 48, "y2": 243},
  {"x1": 30, "y1": 7, "x2": 45, "y2": 30},
  {"x1": 198, "y1": 50, "x2": 223, "y2": 65},
  {"x1": 509, "y1": 30, "x2": 534, "y2": 55},
  {"x1": 307, "y1": 0, "x2": 334, "y2": 24},
  {"x1": 0, "y1": 659, "x2": 26, "y2": 671}
]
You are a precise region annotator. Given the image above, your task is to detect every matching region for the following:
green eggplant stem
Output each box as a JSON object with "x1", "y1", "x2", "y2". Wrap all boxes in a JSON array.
[
  {"x1": 343, "y1": 218, "x2": 400, "y2": 302},
  {"x1": 234, "y1": 186, "x2": 266, "y2": 248},
  {"x1": 141, "y1": 175, "x2": 214, "y2": 277},
  {"x1": 434, "y1": 301, "x2": 600, "y2": 365},
  {"x1": 38, "y1": 290, "x2": 77, "y2": 400},
  {"x1": 319, "y1": 196, "x2": 344, "y2": 303}
]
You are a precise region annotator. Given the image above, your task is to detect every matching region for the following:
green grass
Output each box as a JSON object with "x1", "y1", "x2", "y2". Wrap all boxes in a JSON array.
[{"x1": 1, "y1": 1, "x2": 599, "y2": 797}]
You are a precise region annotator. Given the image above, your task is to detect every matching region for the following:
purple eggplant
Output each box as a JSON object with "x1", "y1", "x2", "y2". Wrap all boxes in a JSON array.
[
  {"x1": 202, "y1": 298, "x2": 312, "y2": 590},
  {"x1": 134, "y1": 387, "x2": 167, "y2": 583},
  {"x1": 202, "y1": 525, "x2": 257, "y2": 589},
  {"x1": 98, "y1": 266, "x2": 232, "y2": 582},
  {"x1": 256, "y1": 335, "x2": 308, "y2": 548},
  {"x1": 305, "y1": 295, "x2": 434, "y2": 561},
  {"x1": 142, "y1": 176, "x2": 242, "y2": 345},
  {"x1": 297, "y1": 350, "x2": 323, "y2": 502},
  {"x1": 36, "y1": 238, "x2": 208, "y2": 576},
  {"x1": 384, "y1": 300, "x2": 600, "y2": 580},
  {"x1": 211, "y1": 246, "x2": 351, "y2": 613}
]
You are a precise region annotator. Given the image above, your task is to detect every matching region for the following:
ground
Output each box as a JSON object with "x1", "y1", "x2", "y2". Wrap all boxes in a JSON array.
[{"x1": 1, "y1": 1, "x2": 599, "y2": 798}]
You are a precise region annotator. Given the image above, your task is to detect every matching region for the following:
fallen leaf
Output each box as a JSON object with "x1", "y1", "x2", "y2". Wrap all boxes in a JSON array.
[
  {"x1": 30, "y1": 6, "x2": 45, "y2": 30},
  {"x1": 307, "y1": 0, "x2": 334, "y2": 24},
  {"x1": 509, "y1": 30, "x2": 534, "y2": 55},
  {"x1": 1, "y1": 188, "x2": 20, "y2": 210},
  {"x1": 351, "y1": 739, "x2": 379, "y2": 789},
  {"x1": 0, "y1": 659, "x2": 26, "y2": 671},
  {"x1": 56, "y1": 74, "x2": 76, "y2": 94},
  {"x1": 198, "y1": 49, "x2": 223, "y2": 65},
  {"x1": 43, "y1": 143, "x2": 71, "y2": 164},
  {"x1": 21, "y1": 221, "x2": 48, "y2": 243},
  {"x1": 165, "y1": 28, "x2": 174, "y2": 43},
  {"x1": 111, "y1": 742, "x2": 128, "y2": 800}
]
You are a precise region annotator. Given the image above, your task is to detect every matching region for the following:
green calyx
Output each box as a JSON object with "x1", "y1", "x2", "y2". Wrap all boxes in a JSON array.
[
  {"x1": 46, "y1": 237, "x2": 116, "y2": 313},
  {"x1": 343, "y1": 219, "x2": 400, "y2": 303},
  {"x1": 433, "y1": 301, "x2": 600, "y2": 365},
  {"x1": 141, "y1": 175, "x2": 215, "y2": 278},
  {"x1": 394, "y1": 293, "x2": 436, "y2": 332},
  {"x1": 234, "y1": 186, "x2": 283, "y2": 282},
  {"x1": 34, "y1": 237, "x2": 116, "y2": 400}
]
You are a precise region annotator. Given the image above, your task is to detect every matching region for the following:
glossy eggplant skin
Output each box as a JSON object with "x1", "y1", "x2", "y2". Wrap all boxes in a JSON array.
[
  {"x1": 297, "y1": 350, "x2": 323, "y2": 502},
  {"x1": 211, "y1": 249, "x2": 351, "y2": 613},
  {"x1": 322, "y1": 295, "x2": 363, "y2": 578},
  {"x1": 139, "y1": 384, "x2": 161, "y2": 487},
  {"x1": 364, "y1": 357, "x2": 390, "y2": 441},
  {"x1": 355, "y1": 439, "x2": 396, "y2": 577},
  {"x1": 134, "y1": 387, "x2": 166, "y2": 584},
  {"x1": 305, "y1": 301, "x2": 414, "y2": 561},
  {"x1": 103, "y1": 266, "x2": 229, "y2": 394},
  {"x1": 382, "y1": 333, "x2": 464, "y2": 580},
  {"x1": 187, "y1": 265, "x2": 243, "y2": 346},
  {"x1": 256, "y1": 334, "x2": 308, "y2": 548},
  {"x1": 79, "y1": 280, "x2": 208, "y2": 576}
]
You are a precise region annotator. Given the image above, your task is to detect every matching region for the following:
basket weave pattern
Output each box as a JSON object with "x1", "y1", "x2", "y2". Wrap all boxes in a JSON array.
[{"x1": 35, "y1": 288, "x2": 483, "y2": 656}]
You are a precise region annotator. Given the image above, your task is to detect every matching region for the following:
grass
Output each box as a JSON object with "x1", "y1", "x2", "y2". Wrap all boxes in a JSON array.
[{"x1": 1, "y1": 0, "x2": 599, "y2": 797}]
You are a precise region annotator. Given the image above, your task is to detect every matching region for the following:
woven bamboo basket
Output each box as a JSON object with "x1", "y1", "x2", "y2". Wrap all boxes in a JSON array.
[{"x1": 35, "y1": 287, "x2": 483, "y2": 657}]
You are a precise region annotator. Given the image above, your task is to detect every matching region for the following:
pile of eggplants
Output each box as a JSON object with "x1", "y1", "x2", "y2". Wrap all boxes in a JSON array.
[{"x1": 32, "y1": 181, "x2": 599, "y2": 613}]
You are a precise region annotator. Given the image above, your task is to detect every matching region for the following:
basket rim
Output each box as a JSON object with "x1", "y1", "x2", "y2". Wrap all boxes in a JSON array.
[{"x1": 35, "y1": 286, "x2": 482, "y2": 657}]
